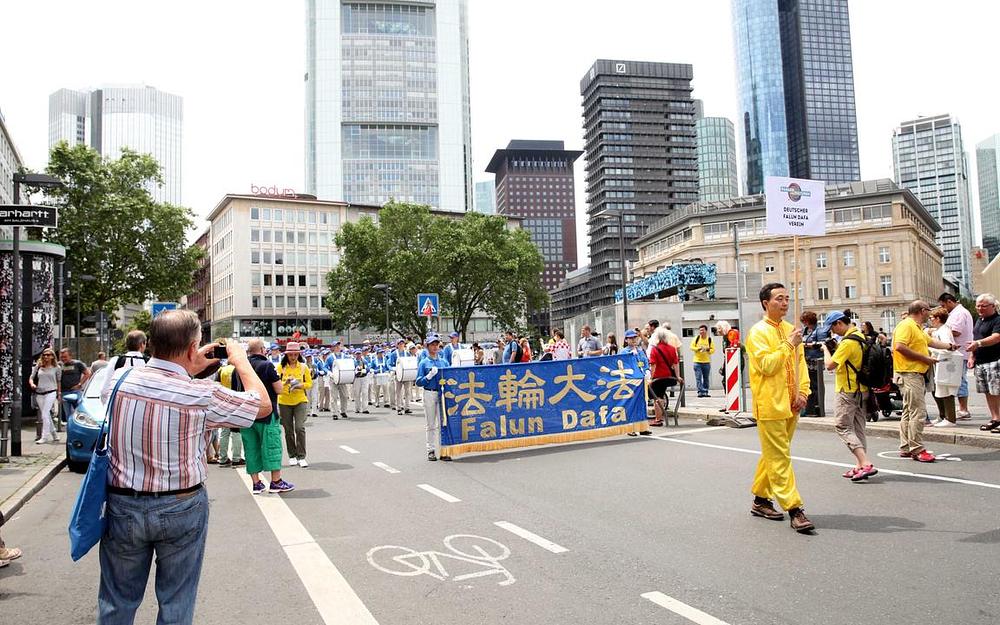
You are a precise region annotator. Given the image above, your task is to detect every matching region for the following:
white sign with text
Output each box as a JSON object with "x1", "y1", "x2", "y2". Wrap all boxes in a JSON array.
[{"x1": 765, "y1": 176, "x2": 826, "y2": 236}]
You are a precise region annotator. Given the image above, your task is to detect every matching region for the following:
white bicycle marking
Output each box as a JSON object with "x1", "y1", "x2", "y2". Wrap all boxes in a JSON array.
[
  {"x1": 877, "y1": 450, "x2": 962, "y2": 461},
  {"x1": 367, "y1": 534, "x2": 515, "y2": 586}
]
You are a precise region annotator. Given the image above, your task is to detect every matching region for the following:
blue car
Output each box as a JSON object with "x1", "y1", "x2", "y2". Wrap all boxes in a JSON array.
[{"x1": 65, "y1": 366, "x2": 110, "y2": 473}]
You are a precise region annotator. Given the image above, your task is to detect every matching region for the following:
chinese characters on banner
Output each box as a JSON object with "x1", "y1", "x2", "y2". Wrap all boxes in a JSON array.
[
  {"x1": 439, "y1": 354, "x2": 649, "y2": 457},
  {"x1": 764, "y1": 176, "x2": 826, "y2": 236}
]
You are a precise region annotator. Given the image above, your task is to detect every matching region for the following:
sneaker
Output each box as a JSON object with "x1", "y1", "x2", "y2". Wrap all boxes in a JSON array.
[
  {"x1": 427, "y1": 451, "x2": 437, "y2": 462},
  {"x1": 931, "y1": 418, "x2": 945, "y2": 427},
  {"x1": 0, "y1": 547, "x2": 22, "y2": 561},
  {"x1": 269, "y1": 479, "x2": 296, "y2": 493},
  {"x1": 298, "y1": 458, "x2": 309, "y2": 468},
  {"x1": 957, "y1": 410, "x2": 972, "y2": 420},
  {"x1": 789, "y1": 508, "x2": 815, "y2": 532},
  {"x1": 842, "y1": 467, "x2": 860, "y2": 479},
  {"x1": 626, "y1": 432, "x2": 638, "y2": 437},
  {"x1": 384, "y1": 404, "x2": 390, "y2": 408},
  {"x1": 404, "y1": 409, "x2": 412, "y2": 414},
  {"x1": 252, "y1": 481, "x2": 267, "y2": 495},
  {"x1": 341, "y1": 413, "x2": 348, "y2": 419},
  {"x1": 851, "y1": 465, "x2": 879, "y2": 481},
  {"x1": 289, "y1": 457, "x2": 299, "y2": 466},
  {"x1": 396, "y1": 410, "x2": 402, "y2": 415},
  {"x1": 912, "y1": 450, "x2": 936, "y2": 463},
  {"x1": 750, "y1": 499, "x2": 784, "y2": 521},
  {"x1": 898, "y1": 450, "x2": 912, "y2": 458},
  {"x1": 34, "y1": 438, "x2": 44, "y2": 445},
  {"x1": 934, "y1": 420, "x2": 956, "y2": 428},
  {"x1": 218, "y1": 458, "x2": 232, "y2": 467},
  {"x1": 639, "y1": 430, "x2": 652, "y2": 436},
  {"x1": 232, "y1": 459, "x2": 246, "y2": 467},
  {"x1": 363, "y1": 410, "x2": 370, "y2": 414},
  {"x1": 332, "y1": 414, "x2": 340, "y2": 420},
  {"x1": 440, "y1": 455, "x2": 452, "y2": 462}
]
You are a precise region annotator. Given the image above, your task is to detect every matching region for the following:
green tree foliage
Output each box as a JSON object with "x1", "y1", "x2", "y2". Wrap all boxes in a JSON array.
[
  {"x1": 325, "y1": 201, "x2": 547, "y2": 341},
  {"x1": 41, "y1": 142, "x2": 202, "y2": 319},
  {"x1": 111, "y1": 309, "x2": 152, "y2": 355}
]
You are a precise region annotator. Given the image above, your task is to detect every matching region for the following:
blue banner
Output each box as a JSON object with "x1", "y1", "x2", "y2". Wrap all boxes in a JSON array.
[{"x1": 439, "y1": 354, "x2": 648, "y2": 456}]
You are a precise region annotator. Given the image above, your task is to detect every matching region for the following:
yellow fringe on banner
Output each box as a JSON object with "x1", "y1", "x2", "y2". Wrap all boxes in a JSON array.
[{"x1": 440, "y1": 421, "x2": 648, "y2": 458}]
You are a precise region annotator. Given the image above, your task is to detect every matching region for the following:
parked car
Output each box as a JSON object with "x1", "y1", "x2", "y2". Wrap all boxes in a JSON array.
[{"x1": 65, "y1": 365, "x2": 110, "y2": 473}]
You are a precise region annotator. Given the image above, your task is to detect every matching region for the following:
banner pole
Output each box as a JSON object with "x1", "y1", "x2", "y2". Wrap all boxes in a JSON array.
[{"x1": 793, "y1": 234, "x2": 801, "y2": 397}]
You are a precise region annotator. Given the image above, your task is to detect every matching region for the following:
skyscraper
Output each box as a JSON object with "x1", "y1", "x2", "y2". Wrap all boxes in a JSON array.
[
  {"x1": 305, "y1": 0, "x2": 472, "y2": 212},
  {"x1": 473, "y1": 180, "x2": 496, "y2": 214},
  {"x1": 732, "y1": 0, "x2": 860, "y2": 194},
  {"x1": 696, "y1": 117, "x2": 739, "y2": 201},
  {"x1": 893, "y1": 114, "x2": 975, "y2": 292},
  {"x1": 579, "y1": 60, "x2": 698, "y2": 308},
  {"x1": 48, "y1": 86, "x2": 183, "y2": 204},
  {"x1": 977, "y1": 134, "x2": 1000, "y2": 260}
]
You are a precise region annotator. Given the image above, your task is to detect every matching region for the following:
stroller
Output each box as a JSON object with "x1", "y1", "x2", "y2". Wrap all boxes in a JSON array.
[{"x1": 868, "y1": 379, "x2": 902, "y2": 421}]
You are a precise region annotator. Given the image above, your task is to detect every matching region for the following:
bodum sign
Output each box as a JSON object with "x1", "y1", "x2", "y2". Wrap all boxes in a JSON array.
[{"x1": 0, "y1": 204, "x2": 58, "y2": 228}]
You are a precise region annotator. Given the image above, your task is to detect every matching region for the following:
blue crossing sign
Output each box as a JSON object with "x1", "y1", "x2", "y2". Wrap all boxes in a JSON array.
[
  {"x1": 151, "y1": 302, "x2": 179, "y2": 317},
  {"x1": 417, "y1": 293, "x2": 439, "y2": 317}
]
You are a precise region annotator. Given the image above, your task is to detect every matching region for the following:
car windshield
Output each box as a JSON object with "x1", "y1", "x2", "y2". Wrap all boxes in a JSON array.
[{"x1": 85, "y1": 366, "x2": 109, "y2": 399}]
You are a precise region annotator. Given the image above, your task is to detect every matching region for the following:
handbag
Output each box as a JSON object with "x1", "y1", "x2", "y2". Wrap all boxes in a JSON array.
[{"x1": 68, "y1": 367, "x2": 133, "y2": 562}]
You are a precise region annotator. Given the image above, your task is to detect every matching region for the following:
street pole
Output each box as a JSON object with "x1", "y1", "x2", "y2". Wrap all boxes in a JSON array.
[
  {"x1": 732, "y1": 223, "x2": 747, "y2": 412},
  {"x1": 617, "y1": 212, "x2": 629, "y2": 332},
  {"x1": 384, "y1": 288, "x2": 390, "y2": 345},
  {"x1": 10, "y1": 180, "x2": 22, "y2": 456},
  {"x1": 57, "y1": 262, "x2": 64, "y2": 351}
]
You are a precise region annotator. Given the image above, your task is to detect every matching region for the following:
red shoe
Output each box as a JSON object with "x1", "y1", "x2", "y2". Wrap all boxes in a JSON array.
[
  {"x1": 898, "y1": 451, "x2": 912, "y2": 458},
  {"x1": 842, "y1": 467, "x2": 859, "y2": 478},
  {"x1": 851, "y1": 465, "x2": 879, "y2": 481},
  {"x1": 912, "y1": 450, "x2": 935, "y2": 463}
]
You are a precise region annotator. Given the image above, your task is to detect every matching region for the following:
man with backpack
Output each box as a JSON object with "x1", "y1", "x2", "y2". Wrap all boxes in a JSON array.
[{"x1": 821, "y1": 310, "x2": 879, "y2": 481}]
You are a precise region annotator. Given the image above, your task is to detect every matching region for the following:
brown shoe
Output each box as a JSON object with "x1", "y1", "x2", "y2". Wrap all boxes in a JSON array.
[
  {"x1": 750, "y1": 499, "x2": 784, "y2": 520},
  {"x1": 789, "y1": 508, "x2": 815, "y2": 533}
]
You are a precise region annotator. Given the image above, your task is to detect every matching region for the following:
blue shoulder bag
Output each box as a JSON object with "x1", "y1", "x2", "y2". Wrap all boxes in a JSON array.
[{"x1": 68, "y1": 367, "x2": 133, "y2": 561}]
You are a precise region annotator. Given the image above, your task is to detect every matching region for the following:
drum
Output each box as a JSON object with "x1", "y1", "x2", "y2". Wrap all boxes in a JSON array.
[
  {"x1": 375, "y1": 372, "x2": 390, "y2": 387},
  {"x1": 394, "y1": 356, "x2": 418, "y2": 382},
  {"x1": 451, "y1": 348, "x2": 475, "y2": 367},
  {"x1": 330, "y1": 358, "x2": 355, "y2": 385}
]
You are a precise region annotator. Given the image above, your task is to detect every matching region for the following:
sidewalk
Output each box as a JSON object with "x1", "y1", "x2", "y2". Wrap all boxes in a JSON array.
[{"x1": 0, "y1": 426, "x2": 66, "y2": 521}]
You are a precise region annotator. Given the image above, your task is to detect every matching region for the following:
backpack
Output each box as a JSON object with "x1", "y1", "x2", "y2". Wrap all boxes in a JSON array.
[{"x1": 842, "y1": 334, "x2": 892, "y2": 390}]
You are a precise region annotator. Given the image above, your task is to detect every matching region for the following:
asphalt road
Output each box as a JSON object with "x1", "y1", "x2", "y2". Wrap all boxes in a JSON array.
[{"x1": 2, "y1": 402, "x2": 999, "y2": 625}]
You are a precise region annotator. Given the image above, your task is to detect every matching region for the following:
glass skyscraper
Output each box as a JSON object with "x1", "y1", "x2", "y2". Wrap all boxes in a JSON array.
[
  {"x1": 696, "y1": 117, "x2": 739, "y2": 201},
  {"x1": 732, "y1": 0, "x2": 860, "y2": 194},
  {"x1": 893, "y1": 114, "x2": 975, "y2": 293},
  {"x1": 473, "y1": 180, "x2": 496, "y2": 214},
  {"x1": 48, "y1": 86, "x2": 183, "y2": 205},
  {"x1": 977, "y1": 134, "x2": 1000, "y2": 260},
  {"x1": 305, "y1": 0, "x2": 472, "y2": 212}
]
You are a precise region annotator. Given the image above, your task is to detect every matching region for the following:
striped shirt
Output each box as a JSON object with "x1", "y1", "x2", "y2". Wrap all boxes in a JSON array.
[{"x1": 102, "y1": 358, "x2": 260, "y2": 492}]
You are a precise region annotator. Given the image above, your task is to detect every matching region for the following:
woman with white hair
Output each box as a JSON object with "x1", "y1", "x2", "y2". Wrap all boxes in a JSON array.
[{"x1": 648, "y1": 327, "x2": 684, "y2": 426}]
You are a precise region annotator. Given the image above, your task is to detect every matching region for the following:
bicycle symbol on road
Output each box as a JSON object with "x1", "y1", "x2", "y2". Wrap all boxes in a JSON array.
[{"x1": 367, "y1": 534, "x2": 515, "y2": 586}]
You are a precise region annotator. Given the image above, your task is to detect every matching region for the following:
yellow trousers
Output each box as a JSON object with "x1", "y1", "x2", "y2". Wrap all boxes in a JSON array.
[{"x1": 751, "y1": 417, "x2": 803, "y2": 511}]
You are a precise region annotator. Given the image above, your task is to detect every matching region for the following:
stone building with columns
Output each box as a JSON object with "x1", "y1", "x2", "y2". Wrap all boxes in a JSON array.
[{"x1": 632, "y1": 179, "x2": 943, "y2": 332}]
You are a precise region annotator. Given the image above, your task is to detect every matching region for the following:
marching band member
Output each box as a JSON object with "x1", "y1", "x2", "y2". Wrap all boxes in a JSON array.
[
  {"x1": 622, "y1": 329, "x2": 652, "y2": 437},
  {"x1": 387, "y1": 339, "x2": 412, "y2": 415},
  {"x1": 441, "y1": 332, "x2": 461, "y2": 365},
  {"x1": 352, "y1": 348, "x2": 371, "y2": 415},
  {"x1": 325, "y1": 341, "x2": 351, "y2": 420},
  {"x1": 314, "y1": 348, "x2": 331, "y2": 413},
  {"x1": 415, "y1": 336, "x2": 452, "y2": 462},
  {"x1": 409, "y1": 342, "x2": 423, "y2": 404}
]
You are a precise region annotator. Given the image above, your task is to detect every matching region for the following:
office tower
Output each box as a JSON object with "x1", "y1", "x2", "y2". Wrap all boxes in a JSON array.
[
  {"x1": 732, "y1": 0, "x2": 860, "y2": 194},
  {"x1": 893, "y1": 114, "x2": 975, "y2": 293},
  {"x1": 473, "y1": 180, "x2": 496, "y2": 214},
  {"x1": 977, "y1": 134, "x2": 1000, "y2": 260},
  {"x1": 580, "y1": 60, "x2": 697, "y2": 308},
  {"x1": 48, "y1": 86, "x2": 183, "y2": 204},
  {"x1": 696, "y1": 117, "x2": 739, "y2": 201},
  {"x1": 305, "y1": 0, "x2": 472, "y2": 211}
]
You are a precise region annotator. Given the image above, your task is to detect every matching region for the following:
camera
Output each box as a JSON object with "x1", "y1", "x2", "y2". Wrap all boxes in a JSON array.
[
  {"x1": 212, "y1": 341, "x2": 228, "y2": 360},
  {"x1": 824, "y1": 337, "x2": 839, "y2": 354}
]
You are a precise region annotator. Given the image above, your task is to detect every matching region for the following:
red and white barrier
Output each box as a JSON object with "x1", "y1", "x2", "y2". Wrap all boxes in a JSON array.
[{"x1": 724, "y1": 347, "x2": 742, "y2": 413}]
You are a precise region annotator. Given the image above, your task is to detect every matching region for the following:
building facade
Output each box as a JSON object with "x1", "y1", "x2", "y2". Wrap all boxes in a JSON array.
[
  {"x1": 732, "y1": 0, "x2": 860, "y2": 194},
  {"x1": 632, "y1": 179, "x2": 943, "y2": 332},
  {"x1": 695, "y1": 116, "x2": 739, "y2": 201},
  {"x1": 48, "y1": 86, "x2": 183, "y2": 204},
  {"x1": 184, "y1": 228, "x2": 212, "y2": 342},
  {"x1": 892, "y1": 114, "x2": 975, "y2": 293},
  {"x1": 0, "y1": 108, "x2": 24, "y2": 241},
  {"x1": 305, "y1": 0, "x2": 472, "y2": 211},
  {"x1": 977, "y1": 134, "x2": 1000, "y2": 260},
  {"x1": 580, "y1": 59, "x2": 698, "y2": 308},
  {"x1": 549, "y1": 266, "x2": 592, "y2": 328},
  {"x1": 473, "y1": 180, "x2": 496, "y2": 214}
]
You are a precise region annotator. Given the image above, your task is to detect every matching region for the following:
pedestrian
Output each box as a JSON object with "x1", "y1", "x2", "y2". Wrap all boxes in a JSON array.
[
  {"x1": 746, "y1": 283, "x2": 814, "y2": 533},
  {"x1": 58, "y1": 347, "x2": 91, "y2": 424},
  {"x1": 102, "y1": 330, "x2": 148, "y2": 397},
  {"x1": 315, "y1": 348, "x2": 331, "y2": 413},
  {"x1": 268, "y1": 343, "x2": 282, "y2": 366},
  {"x1": 325, "y1": 341, "x2": 351, "y2": 420},
  {"x1": 29, "y1": 348, "x2": 61, "y2": 444},
  {"x1": 938, "y1": 292, "x2": 974, "y2": 420},
  {"x1": 622, "y1": 329, "x2": 652, "y2": 437},
  {"x1": 216, "y1": 362, "x2": 245, "y2": 468},
  {"x1": 442, "y1": 331, "x2": 462, "y2": 365},
  {"x1": 304, "y1": 350, "x2": 320, "y2": 417},
  {"x1": 519, "y1": 337, "x2": 533, "y2": 362},
  {"x1": 928, "y1": 307, "x2": 959, "y2": 428},
  {"x1": 800, "y1": 311, "x2": 827, "y2": 417},
  {"x1": 409, "y1": 342, "x2": 423, "y2": 403},
  {"x1": 892, "y1": 300, "x2": 956, "y2": 462},
  {"x1": 689, "y1": 324, "x2": 715, "y2": 397},
  {"x1": 352, "y1": 348, "x2": 372, "y2": 415},
  {"x1": 97, "y1": 310, "x2": 272, "y2": 624},
  {"x1": 821, "y1": 310, "x2": 878, "y2": 481},
  {"x1": 861, "y1": 321, "x2": 878, "y2": 343},
  {"x1": 415, "y1": 335, "x2": 451, "y2": 461},
  {"x1": 546, "y1": 329, "x2": 573, "y2": 360},
  {"x1": 277, "y1": 341, "x2": 312, "y2": 467},
  {"x1": 0, "y1": 511, "x2": 22, "y2": 569},
  {"x1": 238, "y1": 338, "x2": 294, "y2": 492},
  {"x1": 373, "y1": 348, "x2": 392, "y2": 407},
  {"x1": 577, "y1": 325, "x2": 602, "y2": 358},
  {"x1": 387, "y1": 339, "x2": 413, "y2": 415},
  {"x1": 473, "y1": 343, "x2": 485, "y2": 365},
  {"x1": 604, "y1": 332, "x2": 619, "y2": 356},
  {"x1": 968, "y1": 293, "x2": 1000, "y2": 434},
  {"x1": 648, "y1": 327, "x2": 683, "y2": 428},
  {"x1": 662, "y1": 321, "x2": 682, "y2": 349},
  {"x1": 501, "y1": 330, "x2": 519, "y2": 363},
  {"x1": 90, "y1": 351, "x2": 109, "y2": 374}
]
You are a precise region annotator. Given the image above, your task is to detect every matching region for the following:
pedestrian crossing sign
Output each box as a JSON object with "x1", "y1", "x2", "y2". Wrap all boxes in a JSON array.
[{"x1": 418, "y1": 293, "x2": 439, "y2": 317}]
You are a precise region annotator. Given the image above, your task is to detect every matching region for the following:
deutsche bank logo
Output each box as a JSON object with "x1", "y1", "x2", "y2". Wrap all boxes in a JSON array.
[{"x1": 615, "y1": 63, "x2": 627, "y2": 74}]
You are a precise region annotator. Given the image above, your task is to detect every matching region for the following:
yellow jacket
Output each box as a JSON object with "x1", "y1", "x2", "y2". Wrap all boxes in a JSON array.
[
  {"x1": 689, "y1": 335, "x2": 715, "y2": 363},
  {"x1": 276, "y1": 361, "x2": 312, "y2": 406},
  {"x1": 747, "y1": 317, "x2": 809, "y2": 421}
]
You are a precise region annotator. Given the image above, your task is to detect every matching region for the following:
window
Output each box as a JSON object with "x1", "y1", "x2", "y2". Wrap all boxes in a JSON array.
[
  {"x1": 310, "y1": 296, "x2": 319, "y2": 308},
  {"x1": 250, "y1": 229, "x2": 259, "y2": 242},
  {"x1": 815, "y1": 252, "x2": 827, "y2": 268},
  {"x1": 275, "y1": 251, "x2": 284, "y2": 265},
  {"x1": 251, "y1": 273, "x2": 261, "y2": 286},
  {"x1": 297, "y1": 231, "x2": 306, "y2": 244},
  {"x1": 308, "y1": 232, "x2": 317, "y2": 245},
  {"x1": 274, "y1": 209, "x2": 283, "y2": 222},
  {"x1": 276, "y1": 275, "x2": 284, "y2": 286},
  {"x1": 251, "y1": 207, "x2": 260, "y2": 220},
  {"x1": 844, "y1": 281, "x2": 857, "y2": 299},
  {"x1": 252, "y1": 296, "x2": 259, "y2": 309},
  {"x1": 264, "y1": 274, "x2": 272, "y2": 286},
  {"x1": 297, "y1": 210, "x2": 305, "y2": 224},
  {"x1": 262, "y1": 229, "x2": 272, "y2": 243},
  {"x1": 879, "y1": 246, "x2": 891, "y2": 263},
  {"x1": 880, "y1": 275, "x2": 892, "y2": 297},
  {"x1": 263, "y1": 251, "x2": 272, "y2": 264},
  {"x1": 308, "y1": 273, "x2": 318, "y2": 287},
  {"x1": 263, "y1": 208, "x2": 271, "y2": 221},
  {"x1": 298, "y1": 275, "x2": 307, "y2": 287},
  {"x1": 264, "y1": 295, "x2": 272, "y2": 308},
  {"x1": 287, "y1": 231, "x2": 295, "y2": 243},
  {"x1": 817, "y1": 281, "x2": 829, "y2": 300},
  {"x1": 881, "y1": 310, "x2": 896, "y2": 330},
  {"x1": 308, "y1": 211, "x2": 317, "y2": 224},
  {"x1": 843, "y1": 250, "x2": 855, "y2": 267},
  {"x1": 764, "y1": 257, "x2": 775, "y2": 273},
  {"x1": 275, "y1": 295, "x2": 284, "y2": 308},
  {"x1": 287, "y1": 274, "x2": 295, "y2": 286},
  {"x1": 299, "y1": 296, "x2": 307, "y2": 308},
  {"x1": 251, "y1": 251, "x2": 260, "y2": 264}
]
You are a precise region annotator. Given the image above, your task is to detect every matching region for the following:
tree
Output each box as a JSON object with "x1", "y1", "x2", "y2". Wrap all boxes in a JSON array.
[
  {"x1": 40, "y1": 143, "x2": 202, "y2": 324},
  {"x1": 325, "y1": 202, "x2": 546, "y2": 342},
  {"x1": 111, "y1": 310, "x2": 152, "y2": 355}
]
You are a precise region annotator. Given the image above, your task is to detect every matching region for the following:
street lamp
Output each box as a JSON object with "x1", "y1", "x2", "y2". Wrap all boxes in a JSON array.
[
  {"x1": 596, "y1": 209, "x2": 630, "y2": 332},
  {"x1": 373, "y1": 284, "x2": 391, "y2": 345},
  {"x1": 10, "y1": 172, "x2": 64, "y2": 456}
]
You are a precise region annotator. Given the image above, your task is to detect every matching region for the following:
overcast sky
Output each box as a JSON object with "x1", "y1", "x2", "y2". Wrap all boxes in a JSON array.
[{"x1": 2, "y1": 0, "x2": 998, "y2": 261}]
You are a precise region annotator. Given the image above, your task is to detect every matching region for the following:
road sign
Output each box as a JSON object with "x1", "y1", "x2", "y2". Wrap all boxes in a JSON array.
[
  {"x1": 151, "y1": 302, "x2": 179, "y2": 317},
  {"x1": 0, "y1": 204, "x2": 58, "y2": 228},
  {"x1": 418, "y1": 293, "x2": 439, "y2": 318}
]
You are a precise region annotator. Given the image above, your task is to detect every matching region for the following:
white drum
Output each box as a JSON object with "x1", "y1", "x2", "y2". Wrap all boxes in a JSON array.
[
  {"x1": 330, "y1": 358, "x2": 355, "y2": 385},
  {"x1": 394, "y1": 356, "x2": 418, "y2": 382},
  {"x1": 374, "y1": 372, "x2": 391, "y2": 386},
  {"x1": 451, "y1": 348, "x2": 475, "y2": 367}
]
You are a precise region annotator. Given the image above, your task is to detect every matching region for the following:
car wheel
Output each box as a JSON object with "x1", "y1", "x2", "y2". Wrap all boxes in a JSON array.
[{"x1": 66, "y1": 446, "x2": 89, "y2": 474}]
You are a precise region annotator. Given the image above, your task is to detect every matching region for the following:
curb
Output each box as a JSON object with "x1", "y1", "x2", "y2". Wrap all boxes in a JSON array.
[{"x1": 0, "y1": 455, "x2": 67, "y2": 522}]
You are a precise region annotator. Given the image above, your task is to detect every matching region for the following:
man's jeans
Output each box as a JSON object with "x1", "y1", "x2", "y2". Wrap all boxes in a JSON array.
[
  {"x1": 694, "y1": 362, "x2": 711, "y2": 395},
  {"x1": 98, "y1": 487, "x2": 209, "y2": 625}
]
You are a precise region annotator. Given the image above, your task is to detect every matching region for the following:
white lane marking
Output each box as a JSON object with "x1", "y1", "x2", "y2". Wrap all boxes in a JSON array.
[
  {"x1": 417, "y1": 483, "x2": 462, "y2": 503},
  {"x1": 339, "y1": 445, "x2": 361, "y2": 454},
  {"x1": 650, "y1": 436, "x2": 1000, "y2": 490},
  {"x1": 237, "y1": 472, "x2": 379, "y2": 625},
  {"x1": 494, "y1": 521, "x2": 568, "y2": 554},
  {"x1": 373, "y1": 461, "x2": 400, "y2": 474},
  {"x1": 641, "y1": 591, "x2": 730, "y2": 625},
  {"x1": 651, "y1": 425, "x2": 732, "y2": 438}
]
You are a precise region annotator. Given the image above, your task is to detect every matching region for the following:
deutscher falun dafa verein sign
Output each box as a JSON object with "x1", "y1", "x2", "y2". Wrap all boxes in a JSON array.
[{"x1": 765, "y1": 176, "x2": 826, "y2": 236}]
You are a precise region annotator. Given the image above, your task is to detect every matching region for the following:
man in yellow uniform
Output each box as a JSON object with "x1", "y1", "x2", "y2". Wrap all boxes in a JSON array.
[
  {"x1": 689, "y1": 324, "x2": 715, "y2": 397},
  {"x1": 747, "y1": 283, "x2": 813, "y2": 533}
]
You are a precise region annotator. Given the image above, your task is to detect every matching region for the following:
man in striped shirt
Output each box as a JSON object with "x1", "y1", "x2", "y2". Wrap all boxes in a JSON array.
[{"x1": 97, "y1": 309, "x2": 272, "y2": 625}]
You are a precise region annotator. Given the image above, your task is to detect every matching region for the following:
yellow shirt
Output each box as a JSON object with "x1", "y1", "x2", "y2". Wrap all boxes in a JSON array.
[
  {"x1": 689, "y1": 335, "x2": 715, "y2": 363},
  {"x1": 747, "y1": 317, "x2": 810, "y2": 421},
  {"x1": 831, "y1": 328, "x2": 868, "y2": 393},
  {"x1": 276, "y1": 361, "x2": 312, "y2": 405},
  {"x1": 219, "y1": 364, "x2": 236, "y2": 390},
  {"x1": 892, "y1": 317, "x2": 930, "y2": 374}
]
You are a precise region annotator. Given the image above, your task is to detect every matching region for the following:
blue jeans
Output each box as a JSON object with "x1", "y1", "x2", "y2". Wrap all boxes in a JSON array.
[
  {"x1": 98, "y1": 487, "x2": 209, "y2": 625},
  {"x1": 694, "y1": 362, "x2": 711, "y2": 396}
]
